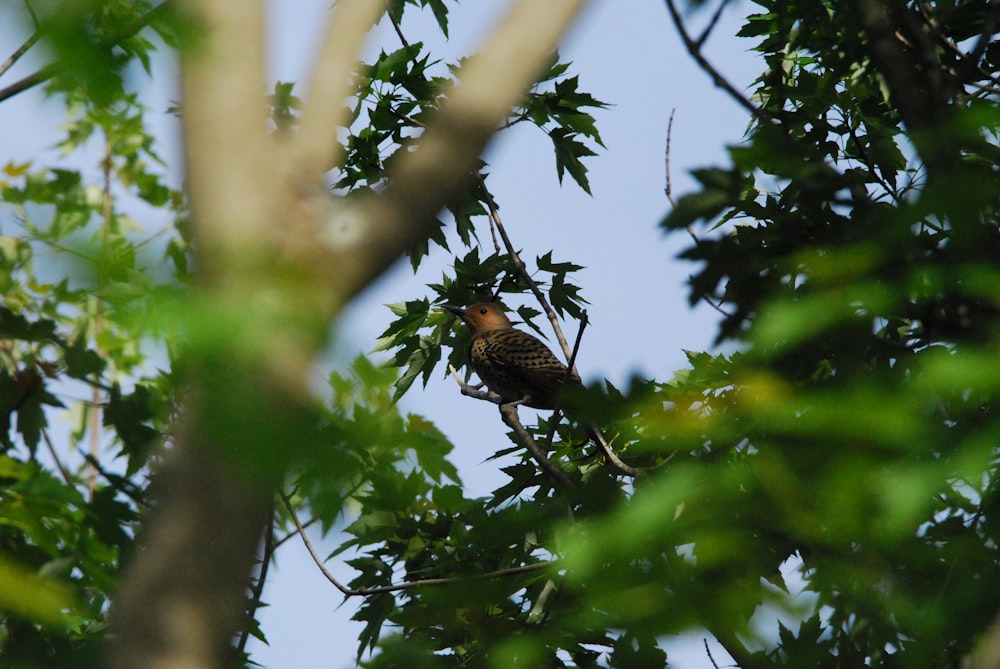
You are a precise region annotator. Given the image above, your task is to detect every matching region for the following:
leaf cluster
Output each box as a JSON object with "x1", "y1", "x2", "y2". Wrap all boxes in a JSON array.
[
  {"x1": 649, "y1": 1, "x2": 1000, "y2": 666},
  {"x1": 30, "y1": 1, "x2": 1000, "y2": 668},
  {"x1": 0, "y1": 4, "x2": 184, "y2": 664},
  {"x1": 337, "y1": 2, "x2": 1000, "y2": 667},
  {"x1": 338, "y1": 42, "x2": 606, "y2": 266},
  {"x1": 2, "y1": 0, "x2": 614, "y2": 665},
  {"x1": 511, "y1": 59, "x2": 609, "y2": 195}
]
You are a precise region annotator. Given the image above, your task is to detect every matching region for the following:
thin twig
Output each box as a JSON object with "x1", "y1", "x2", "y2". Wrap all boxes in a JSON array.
[
  {"x1": 273, "y1": 515, "x2": 318, "y2": 549},
  {"x1": 704, "y1": 638, "x2": 721, "y2": 669},
  {"x1": 665, "y1": 108, "x2": 677, "y2": 207},
  {"x1": 0, "y1": 0, "x2": 173, "y2": 104},
  {"x1": 712, "y1": 630, "x2": 758, "y2": 669},
  {"x1": 550, "y1": 312, "x2": 637, "y2": 477},
  {"x1": 566, "y1": 316, "x2": 636, "y2": 476},
  {"x1": 449, "y1": 363, "x2": 499, "y2": 403},
  {"x1": 587, "y1": 425, "x2": 639, "y2": 478},
  {"x1": 237, "y1": 509, "x2": 275, "y2": 655},
  {"x1": 541, "y1": 310, "x2": 590, "y2": 452},
  {"x1": 0, "y1": 65, "x2": 54, "y2": 103},
  {"x1": 690, "y1": 276, "x2": 733, "y2": 318},
  {"x1": 23, "y1": 1, "x2": 41, "y2": 29},
  {"x1": 565, "y1": 308, "x2": 587, "y2": 375},
  {"x1": 475, "y1": 175, "x2": 575, "y2": 362},
  {"x1": 651, "y1": 448, "x2": 681, "y2": 470},
  {"x1": 664, "y1": 110, "x2": 732, "y2": 319},
  {"x1": 134, "y1": 221, "x2": 178, "y2": 249},
  {"x1": 385, "y1": 0, "x2": 411, "y2": 48},
  {"x1": 664, "y1": 0, "x2": 762, "y2": 120},
  {"x1": 279, "y1": 490, "x2": 550, "y2": 595},
  {"x1": 695, "y1": 0, "x2": 729, "y2": 49},
  {"x1": 389, "y1": 106, "x2": 427, "y2": 129},
  {"x1": 486, "y1": 198, "x2": 503, "y2": 257},
  {"x1": 77, "y1": 449, "x2": 147, "y2": 504},
  {"x1": 0, "y1": 31, "x2": 41, "y2": 79},
  {"x1": 41, "y1": 427, "x2": 73, "y2": 486},
  {"x1": 475, "y1": 176, "x2": 506, "y2": 277}
]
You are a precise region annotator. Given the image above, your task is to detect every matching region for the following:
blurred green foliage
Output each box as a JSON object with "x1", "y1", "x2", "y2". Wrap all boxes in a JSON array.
[
  {"x1": 6, "y1": 0, "x2": 1000, "y2": 668},
  {"x1": 374, "y1": 1, "x2": 1000, "y2": 668},
  {"x1": 0, "y1": 0, "x2": 608, "y2": 666}
]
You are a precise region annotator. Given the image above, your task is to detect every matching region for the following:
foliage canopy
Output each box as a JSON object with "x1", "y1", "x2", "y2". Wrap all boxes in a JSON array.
[{"x1": 2, "y1": 1, "x2": 1000, "y2": 668}]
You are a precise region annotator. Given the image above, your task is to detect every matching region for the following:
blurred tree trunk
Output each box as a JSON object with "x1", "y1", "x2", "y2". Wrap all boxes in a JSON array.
[{"x1": 104, "y1": 0, "x2": 589, "y2": 667}]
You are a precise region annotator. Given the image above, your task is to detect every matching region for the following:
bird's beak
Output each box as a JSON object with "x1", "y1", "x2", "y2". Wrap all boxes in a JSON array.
[{"x1": 441, "y1": 304, "x2": 466, "y2": 318}]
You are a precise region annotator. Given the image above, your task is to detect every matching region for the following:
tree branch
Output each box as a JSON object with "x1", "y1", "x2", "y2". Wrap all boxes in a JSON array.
[
  {"x1": 587, "y1": 426, "x2": 639, "y2": 477},
  {"x1": 695, "y1": 0, "x2": 729, "y2": 49},
  {"x1": 236, "y1": 510, "x2": 275, "y2": 656},
  {"x1": 106, "y1": 411, "x2": 273, "y2": 669},
  {"x1": 177, "y1": 0, "x2": 272, "y2": 269},
  {"x1": 663, "y1": 109, "x2": 733, "y2": 319},
  {"x1": 279, "y1": 490, "x2": 549, "y2": 596},
  {"x1": 449, "y1": 363, "x2": 500, "y2": 403},
  {"x1": 478, "y1": 177, "x2": 578, "y2": 364},
  {"x1": 541, "y1": 311, "x2": 591, "y2": 451},
  {"x1": 106, "y1": 2, "x2": 591, "y2": 667},
  {"x1": 0, "y1": 31, "x2": 41, "y2": 79},
  {"x1": 0, "y1": 1, "x2": 173, "y2": 104},
  {"x1": 40, "y1": 427, "x2": 72, "y2": 487},
  {"x1": 385, "y1": 0, "x2": 411, "y2": 49},
  {"x1": 704, "y1": 638, "x2": 721, "y2": 669},
  {"x1": 339, "y1": 0, "x2": 591, "y2": 303},
  {"x1": 664, "y1": 108, "x2": 677, "y2": 207},
  {"x1": 448, "y1": 364, "x2": 575, "y2": 487},
  {"x1": 0, "y1": 64, "x2": 55, "y2": 103},
  {"x1": 711, "y1": 629, "x2": 759, "y2": 669},
  {"x1": 107, "y1": 2, "x2": 282, "y2": 667},
  {"x1": 500, "y1": 404, "x2": 574, "y2": 489},
  {"x1": 664, "y1": 0, "x2": 761, "y2": 120},
  {"x1": 292, "y1": 0, "x2": 385, "y2": 178}
]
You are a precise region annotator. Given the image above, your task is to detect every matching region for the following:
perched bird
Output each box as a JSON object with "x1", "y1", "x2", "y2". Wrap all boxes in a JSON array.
[
  {"x1": 444, "y1": 302, "x2": 638, "y2": 476},
  {"x1": 442, "y1": 302, "x2": 578, "y2": 410}
]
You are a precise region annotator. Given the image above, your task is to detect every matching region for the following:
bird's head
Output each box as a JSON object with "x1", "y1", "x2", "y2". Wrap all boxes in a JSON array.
[{"x1": 442, "y1": 302, "x2": 513, "y2": 336}]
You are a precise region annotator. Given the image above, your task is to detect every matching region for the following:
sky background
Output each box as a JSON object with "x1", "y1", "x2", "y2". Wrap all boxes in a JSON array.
[{"x1": 0, "y1": 1, "x2": 767, "y2": 666}]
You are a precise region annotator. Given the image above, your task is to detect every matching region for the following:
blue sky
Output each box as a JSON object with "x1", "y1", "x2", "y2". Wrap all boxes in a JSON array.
[{"x1": 0, "y1": 1, "x2": 764, "y2": 666}]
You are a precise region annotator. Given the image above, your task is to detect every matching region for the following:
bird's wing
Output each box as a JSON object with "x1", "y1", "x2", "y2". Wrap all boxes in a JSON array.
[{"x1": 488, "y1": 330, "x2": 576, "y2": 385}]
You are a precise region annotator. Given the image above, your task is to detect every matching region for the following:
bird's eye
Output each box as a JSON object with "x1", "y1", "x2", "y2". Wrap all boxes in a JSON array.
[{"x1": 479, "y1": 308, "x2": 488, "y2": 314}]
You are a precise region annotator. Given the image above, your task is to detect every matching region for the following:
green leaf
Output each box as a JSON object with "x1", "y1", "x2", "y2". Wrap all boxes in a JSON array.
[
  {"x1": 426, "y1": 0, "x2": 450, "y2": 37},
  {"x1": 15, "y1": 386, "x2": 49, "y2": 452},
  {"x1": 406, "y1": 414, "x2": 460, "y2": 484},
  {"x1": 536, "y1": 250, "x2": 584, "y2": 275},
  {"x1": 549, "y1": 128, "x2": 598, "y2": 194},
  {"x1": 0, "y1": 555, "x2": 78, "y2": 627},
  {"x1": 0, "y1": 307, "x2": 60, "y2": 343},
  {"x1": 104, "y1": 384, "x2": 159, "y2": 474}
]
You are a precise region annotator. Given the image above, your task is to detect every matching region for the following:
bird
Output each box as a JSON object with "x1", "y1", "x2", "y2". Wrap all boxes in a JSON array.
[
  {"x1": 443, "y1": 302, "x2": 638, "y2": 477},
  {"x1": 442, "y1": 302, "x2": 578, "y2": 410}
]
